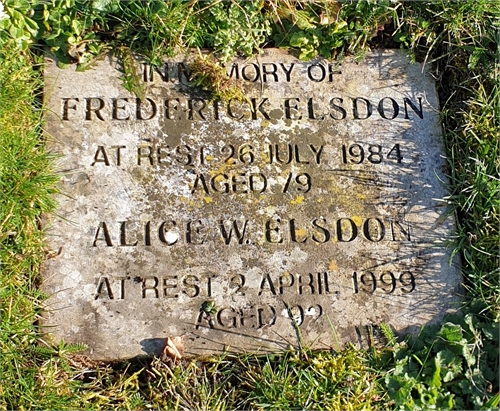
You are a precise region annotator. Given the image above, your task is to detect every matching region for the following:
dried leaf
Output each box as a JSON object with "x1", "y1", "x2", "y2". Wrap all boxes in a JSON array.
[
  {"x1": 319, "y1": 11, "x2": 329, "y2": 26},
  {"x1": 162, "y1": 335, "x2": 185, "y2": 361}
]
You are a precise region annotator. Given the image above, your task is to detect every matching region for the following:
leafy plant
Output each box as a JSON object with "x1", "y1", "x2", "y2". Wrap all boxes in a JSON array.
[
  {"x1": 384, "y1": 312, "x2": 499, "y2": 410},
  {"x1": 271, "y1": 0, "x2": 396, "y2": 60},
  {"x1": 196, "y1": 0, "x2": 271, "y2": 62},
  {"x1": 0, "y1": 0, "x2": 39, "y2": 51},
  {"x1": 0, "y1": 0, "x2": 112, "y2": 66}
]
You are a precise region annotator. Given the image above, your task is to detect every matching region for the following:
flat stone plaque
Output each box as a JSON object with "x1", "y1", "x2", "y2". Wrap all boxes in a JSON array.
[{"x1": 43, "y1": 49, "x2": 461, "y2": 360}]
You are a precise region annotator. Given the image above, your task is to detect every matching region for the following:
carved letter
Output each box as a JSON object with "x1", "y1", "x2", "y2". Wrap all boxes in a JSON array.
[
  {"x1": 227, "y1": 98, "x2": 245, "y2": 120},
  {"x1": 91, "y1": 146, "x2": 110, "y2": 166},
  {"x1": 274, "y1": 144, "x2": 293, "y2": 164},
  {"x1": 188, "y1": 98, "x2": 207, "y2": 120},
  {"x1": 329, "y1": 97, "x2": 347, "y2": 120},
  {"x1": 165, "y1": 98, "x2": 181, "y2": 120},
  {"x1": 328, "y1": 63, "x2": 341, "y2": 80},
  {"x1": 159, "y1": 220, "x2": 179, "y2": 246},
  {"x1": 136, "y1": 98, "x2": 157, "y2": 120},
  {"x1": 110, "y1": 145, "x2": 126, "y2": 166},
  {"x1": 219, "y1": 220, "x2": 249, "y2": 245},
  {"x1": 120, "y1": 221, "x2": 138, "y2": 246},
  {"x1": 249, "y1": 173, "x2": 267, "y2": 193},
  {"x1": 92, "y1": 222, "x2": 113, "y2": 246},
  {"x1": 308, "y1": 98, "x2": 325, "y2": 120},
  {"x1": 177, "y1": 62, "x2": 192, "y2": 82},
  {"x1": 289, "y1": 219, "x2": 307, "y2": 243},
  {"x1": 142, "y1": 276, "x2": 159, "y2": 298},
  {"x1": 309, "y1": 145, "x2": 324, "y2": 164},
  {"x1": 217, "y1": 307, "x2": 238, "y2": 328},
  {"x1": 192, "y1": 173, "x2": 210, "y2": 194},
  {"x1": 363, "y1": 218, "x2": 385, "y2": 242},
  {"x1": 389, "y1": 219, "x2": 411, "y2": 241},
  {"x1": 377, "y1": 97, "x2": 399, "y2": 120},
  {"x1": 257, "y1": 305, "x2": 276, "y2": 327},
  {"x1": 241, "y1": 63, "x2": 260, "y2": 82},
  {"x1": 307, "y1": 63, "x2": 326, "y2": 82},
  {"x1": 251, "y1": 98, "x2": 270, "y2": 120},
  {"x1": 182, "y1": 275, "x2": 200, "y2": 298},
  {"x1": 312, "y1": 218, "x2": 330, "y2": 243},
  {"x1": 85, "y1": 98, "x2": 105, "y2": 121},
  {"x1": 403, "y1": 97, "x2": 423, "y2": 119},
  {"x1": 279, "y1": 273, "x2": 294, "y2": 295},
  {"x1": 137, "y1": 145, "x2": 154, "y2": 165},
  {"x1": 336, "y1": 218, "x2": 358, "y2": 242},
  {"x1": 262, "y1": 63, "x2": 278, "y2": 82},
  {"x1": 112, "y1": 98, "x2": 130, "y2": 120},
  {"x1": 163, "y1": 276, "x2": 178, "y2": 298},
  {"x1": 294, "y1": 144, "x2": 309, "y2": 164},
  {"x1": 352, "y1": 97, "x2": 372, "y2": 120},
  {"x1": 258, "y1": 274, "x2": 277, "y2": 296},
  {"x1": 284, "y1": 98, "x2": 302, "y2": 120},
  {"x1": 280, "y1": 63, "x2": 295, "y2": 82},
  {"x1": 211, "y1": 174, "x2": 230, "y2": 193},
  {"x1": 231, "y1": 173, "x2": 248, "y2": 193},
  {"x1": 62, "y1": 98, "x2": 79, "y2": 121},
  {"x1": 228, "y1": 63, "x2": 239, "y2": 79},
  {"x1": 95, "y1": 277, "x2": 113, "y2": 300},
  {"x1": 144, "y1": 221, "x2": 151, "y2": 246},
  {"x1": 317, "y1": 272, "x2": 330, "y2": 294},
  {"x1": 298, "y1": 273, "x2": 315, "y2": 295},
  {"x1": 265, "y1": 218, "x2": 283, "y2": 243},
  {"x1": 186, "y1": 220, "x2": 205, "y2": 245}
]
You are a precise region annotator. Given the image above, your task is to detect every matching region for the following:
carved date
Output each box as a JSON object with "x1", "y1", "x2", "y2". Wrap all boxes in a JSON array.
[{"x1": 352, "y1": 271, "x2": 415, "y2": 294}]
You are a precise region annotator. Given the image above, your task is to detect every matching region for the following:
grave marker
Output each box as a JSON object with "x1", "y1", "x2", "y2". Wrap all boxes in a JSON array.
[{"x1": 43, "y1": 50, "x2": 461, "y2": 360}]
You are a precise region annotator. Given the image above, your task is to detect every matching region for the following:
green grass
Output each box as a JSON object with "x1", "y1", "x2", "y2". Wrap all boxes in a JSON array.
[
  {"x1": 403, "y1": 0, "x2": 500, "y2": 322},
  {"x1": 240, "y1": 346, "x2": 384, "y2": 410},
  {"x1": 1, "y1": 1, "x2": 499, "y2": 410},
  {"x1": 0, "y1": 42, "x2": 79, "y2": 410}
]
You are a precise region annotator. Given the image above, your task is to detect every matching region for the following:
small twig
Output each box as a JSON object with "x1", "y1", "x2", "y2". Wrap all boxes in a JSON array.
[
  {"x1": 192, "y1": 0, "x2": 224, "y2": 16},
  {"x1": 178, "y1": 0, "x2": 197, "y2": 45}
]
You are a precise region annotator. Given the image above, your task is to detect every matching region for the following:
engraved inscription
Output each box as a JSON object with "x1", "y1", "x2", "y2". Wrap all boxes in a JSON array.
[{"x1": 43, "y1": 50, "x2": 461, "y2": 360}]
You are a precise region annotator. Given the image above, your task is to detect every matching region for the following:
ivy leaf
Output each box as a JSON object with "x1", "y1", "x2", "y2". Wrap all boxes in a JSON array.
[
  {"x1": 394, "y1": 32, "x2": 407, "y2": 44},
  {"x1": 479, "y1": 322, "x2": 497, "y2": 340},
  {"x1": 23, "y1": 16, "x2": 39, "y2": 37},
  {"x1": 289, "y1": 31, "x2": 309, "y2": 48},
  {"x1": 298, "y1": 47, "x2": 316, "y2": 61},
  {"x1": 293, "y1": 10, "x2": 316, "y2": 30},
  {"x1": 438, "y1": 323, "x2": 463, "y2": 342},
  {"x1": 436, "y1": 349, "x2": 462, "y2": 382},
  {"x1": 395, "y1": 385, "x2": 415, "y2": 408},
  {"x1": 330, "y1": 21, "x2": 348, "y2": 34},
  {"x1": 319, "y1": 43, "x2": 332, "y2": 58},
  {"x1": 428, "y1": 357, "x2": 442, "y2": 388},
  {"x1": 392, "y1": 361, "x2": 408, "y2": 377},
  {"x1": 460, "y1": 343, "x2": 476, "y2": 367},
  {"x1": 92, "y1": 0, "x2": 118, "y2": 13}
]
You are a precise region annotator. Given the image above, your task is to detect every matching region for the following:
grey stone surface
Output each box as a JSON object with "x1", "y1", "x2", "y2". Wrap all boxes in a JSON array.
[{"x1": 42, "y1": 49, "x2": 461, "y2": 360}]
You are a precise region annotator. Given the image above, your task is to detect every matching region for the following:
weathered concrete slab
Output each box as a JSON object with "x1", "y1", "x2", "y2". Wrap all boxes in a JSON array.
[{"x1": 42, "y1": 49, "x2": 461, "y2": 360}]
